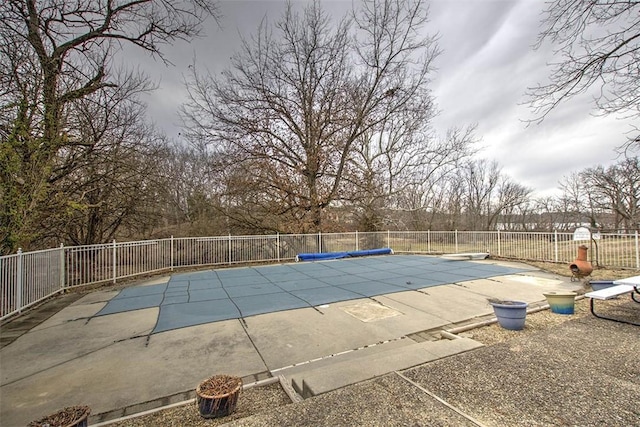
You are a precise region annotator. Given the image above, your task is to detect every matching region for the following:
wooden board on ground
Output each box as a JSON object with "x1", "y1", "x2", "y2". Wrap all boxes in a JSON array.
[{"x1": 441, "y1": 253, "x2": 490, "y2": 261}]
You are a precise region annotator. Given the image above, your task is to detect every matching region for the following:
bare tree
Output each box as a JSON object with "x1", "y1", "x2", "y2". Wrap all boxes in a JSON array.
[
  {"x1": 493, "y1": 180, "x2": 534, "y2": 230},
  {"x1": 528, "y1": 0, "x2": 639, "y2": 152},
  {"x1": 388, "y1": 125, "x2": 478, "y2": 230},
  {"x1": 344, "y1": 98, "x2": 439, "y2": 231},
  {"x1": 532, "y1": 196, "x2": 561, "y2": 232},
  {"x1": 153, "y1": 142, "x2": 226, "y2": 236},
  {"x1": 55, "y1": 75, "x2": 167, "y2": 245},
  {"x1": 181, "y1": 0, "x2": 440, "y2": 233},
  {"x1": 411, "y1": 174, "x2": 465, "y2": 231},
  {"x1": 460, "y1": 159, "x2": 499, "y2": 230},
  {"x1": 555, "y1": 171, "x2": 595, "y2": 230},
  {"x1": 581, "y1": 157, "x2": 640, "y2": 231},
  {"x1": 460, "y1": 159, "x2": 531, "y2": 230},
  {"x1": 0, "y1": 0, "x2": 218, "y2": 253}
]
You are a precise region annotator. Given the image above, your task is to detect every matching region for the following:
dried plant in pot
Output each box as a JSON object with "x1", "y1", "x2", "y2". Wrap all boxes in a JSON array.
[
  {"x1": 28, "y1": 405, "x2": 90, "y2": 427},
  {"x1": 195, "y1": 374, "x2": 243, "y2": 419}
]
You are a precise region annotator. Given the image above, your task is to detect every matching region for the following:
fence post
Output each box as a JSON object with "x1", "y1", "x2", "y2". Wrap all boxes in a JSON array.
[
  {"x1": 170, "y1": 236, "x2": 174, "y2": 271},
  {"x1": 387, "y1": 230, "x2": 390, "y2": 248},
  {"x1": 636, "y1": 230, "x2": 640, "y2": 270},
  {"x1": 554, "y1": 230, "x2": 559, "y2": 263},
  {"x1": 355, "y1": 231, "x2": 358, "y2": 251},
  {"x1": 59, "y1": 243, "x2": 65, "y2": 291},
  {"x1": 455, "y1": 230, "x2": 458, "y2": 253},
  {"x1": 497, "y1": 230, "x2": 501, "y2": 257},
  {"x1": 277, "y1": 233, "x2": 281, "y2": 263},
  {"x1": 16, "y1": 248, "x2": 23, "y2": 314},
  {"x1": 228, "y1": 234, "x2": 232, "y2": 264},
  {"x1": 319, "y1": 231, "x2": 322, "y2": 253},
  {"x1": 427, "y1": 230, "x2": 431, "y2": 253},
  {"x1": 112, "y1": 240, "x2": 117, "y2": 283}
]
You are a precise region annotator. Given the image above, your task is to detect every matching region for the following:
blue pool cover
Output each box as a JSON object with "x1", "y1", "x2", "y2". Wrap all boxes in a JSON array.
[{"x1": 95, "y1": 254, "x2": 531, "y2": 334}]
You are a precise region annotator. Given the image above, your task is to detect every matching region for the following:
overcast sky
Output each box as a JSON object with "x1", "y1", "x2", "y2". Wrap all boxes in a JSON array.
[{"x1": 129, "y1": 0, "x2": 635, "y2": 199}]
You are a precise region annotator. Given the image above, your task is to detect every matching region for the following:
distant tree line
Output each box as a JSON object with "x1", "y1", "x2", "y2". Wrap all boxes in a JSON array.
[
  {"x1": 157, "y1": 145, "x2": 639, "y2": 234},
  {"x1": 1, "y1": 0, "x2": 638, "y2": 255}
]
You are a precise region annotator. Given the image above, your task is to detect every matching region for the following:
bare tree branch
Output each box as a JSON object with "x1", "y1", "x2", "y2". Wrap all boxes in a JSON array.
[{"x1": 527, "y1": 0, "x2": 639, "y2": 151}]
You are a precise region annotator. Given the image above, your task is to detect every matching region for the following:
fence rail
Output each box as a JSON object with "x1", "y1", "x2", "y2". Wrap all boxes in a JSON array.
[{"x1": 2, "y1": 230, "x2": 639, "y2": 320}]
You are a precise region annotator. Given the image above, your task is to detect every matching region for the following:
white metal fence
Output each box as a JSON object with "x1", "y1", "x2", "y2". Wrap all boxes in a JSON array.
[{"x1": 2, "y1": 230, "x2": 639, "y2": 320}]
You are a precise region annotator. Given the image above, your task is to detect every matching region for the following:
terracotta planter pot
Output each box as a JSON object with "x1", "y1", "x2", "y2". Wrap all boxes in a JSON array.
[
  {"x1": 490, "y1": 300, "x2": 528, "y2": 330},
  {"x1": 196, "y1": 375, "x2": 242, "y2": 419},
  {"x1": 543, "y1": 291, "x2": 577, "y2": 314},
  {"x1": 28, "y1": 405, "x2": 90, "y2": 427}
]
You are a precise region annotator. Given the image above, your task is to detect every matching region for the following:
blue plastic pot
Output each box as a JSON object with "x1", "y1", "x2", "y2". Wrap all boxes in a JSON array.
[
  {"x1": 490, "y1": 301, "x2": 528, "y2": 330},
  {"x1": 589, "y1": 280, "x2": 615, "y2": 292}
]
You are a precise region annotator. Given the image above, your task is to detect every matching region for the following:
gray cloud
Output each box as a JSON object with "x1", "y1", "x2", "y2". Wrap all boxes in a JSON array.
[
  {"x1": 124, "y1": 0, "x2": 634, "y2": 197},
  {"x1": 429, "y1": 0, "x2": 634, "y2": 197}
]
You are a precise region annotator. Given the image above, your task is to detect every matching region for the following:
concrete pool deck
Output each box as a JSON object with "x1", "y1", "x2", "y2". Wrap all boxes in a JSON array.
[
  {"x1": 227, "y1": 304, "x2": 640, "y2": 427},
  {"x1": 1, "y1": 256, "x2": 589, "y2": 425}
]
